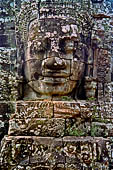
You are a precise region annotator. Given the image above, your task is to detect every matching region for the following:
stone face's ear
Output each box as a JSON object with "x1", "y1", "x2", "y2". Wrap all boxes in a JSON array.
[{"x1": 84, "y1": 76, "x2": 97, "y2": 99}]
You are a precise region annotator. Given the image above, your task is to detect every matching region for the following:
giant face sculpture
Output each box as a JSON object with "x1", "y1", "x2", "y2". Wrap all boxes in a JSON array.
[{"x1": 24, "y1": 17, "x2": 86, "y2": 100}]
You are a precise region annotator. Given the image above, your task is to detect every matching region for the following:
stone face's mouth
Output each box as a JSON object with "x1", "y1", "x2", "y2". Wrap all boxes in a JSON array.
[
  {"x1": 41, "y1": 77, "x2": 68, "y2": 84},
  {"x1": 42, "y1": 70, "x2": 70, "y2": 78}
]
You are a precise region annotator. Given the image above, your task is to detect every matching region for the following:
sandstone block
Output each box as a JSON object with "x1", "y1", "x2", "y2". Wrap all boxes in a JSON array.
[
  {"x1": 9, "y1": 118, "x2": 65, "y2": 137},
  {"x1": 53, "y1": 101, "x2": 80, "y2": 118},
  {"x1": 13, "y1": 101, "x2": 54, "y2": 119},
  {"x1": 63, "y1": 136, "x2": 109, "y2": 166}
]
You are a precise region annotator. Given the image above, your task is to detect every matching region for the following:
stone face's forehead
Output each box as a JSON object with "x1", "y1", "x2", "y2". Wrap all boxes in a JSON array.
[
  {"x1": 29, "y1": 18, "x2": 79, "y2": 39},
  {"x1": 16, "y1": 1, "x2": 93, "y2": 47}
]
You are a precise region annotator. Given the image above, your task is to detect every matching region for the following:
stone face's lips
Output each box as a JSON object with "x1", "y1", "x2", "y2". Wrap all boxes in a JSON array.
[
  {"x1": 42, "y1": 70, "x2": 70, "y2": 78},
  {"x1": 42, "y1": 73, "x2": 70, "y2": 78},
  {"x1": 41, "y1": 77, "x2": 68, "y2": 84}
]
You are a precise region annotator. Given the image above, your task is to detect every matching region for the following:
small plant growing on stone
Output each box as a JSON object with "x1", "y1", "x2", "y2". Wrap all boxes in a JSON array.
[{"x1": 68, "y1": 127, "x2": 85, "y2": 136}]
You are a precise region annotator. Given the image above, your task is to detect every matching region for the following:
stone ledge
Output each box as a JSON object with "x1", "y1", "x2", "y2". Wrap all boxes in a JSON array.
[
  {"x1": 11, "y1": 101, "x2": 113, "y2": 119},
  {"x1": 12, "y1": 101, "x2": 97, "y2": 119}
]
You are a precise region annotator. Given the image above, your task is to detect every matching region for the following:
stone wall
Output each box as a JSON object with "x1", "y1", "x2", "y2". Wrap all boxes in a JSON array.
[
  {"x1": 0, "y1": 0, "x2": 113, "y2": 169},
  {"x1": 0, "y1": 101, "x2": 112, "y2": 169},
  {"x1": 0, "y1": 0, "x2": 17, "y2": 143}
]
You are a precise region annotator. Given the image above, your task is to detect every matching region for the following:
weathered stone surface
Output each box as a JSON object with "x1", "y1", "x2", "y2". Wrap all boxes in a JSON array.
[
  {"x1": 29, "y1": 137, "x2": 54, "y2": 166},
  {"x1": 0, "y1": 136, "x2": 53, "y2": 168},
  {"x1": 29, "y1": 138, "x2": 65, "y2": 166},
  {"x1": 91, "y1": 102, "x2": 113, "y2": 119},
  {"x1": 53, "y1": 101, "x2": 80, "y2": 118},
  {"x1": 80, "y1": 102, "x2": 94, "y2": 119},
  {"x1": 84, "y1": 77, "x2": 97, "y2": 99},
  {"x1": 14, "y1": 101, "x2": 54, "y2": 119},
  {"x1": 0, "y1": 136, "x2": 110, "y2": 169},
  {"x1": 63, "y1": 137, "x2": 109, "y2": 167},
  {"x1": 65, "y1": 118, "x2": 91, "y2": 136},
  {"x1": 0, "y1": 48, "x2": 17, "y2": 101},
  {"x1": 8, "y1": 101, "x2": 113, "y2": 138},
  {"x1": 91, "y1": 122, "x2": 113, "y2": 137},
  {"x1": 65, "y1": 163, "x2": 82, "y2": 170},
  {"x1": 0, "y1": 0, "x2": 113, "y2": 169},
  {"x1": 0, "y1": 137, "x2": 63, "y2": 168},
  {"x1": 9, "y1": 118, "x2": 65, "y2": 137},
  {"x1": 15, "y1": 0, "x2": 97, "y2": 101},
  {"x1": 0, "y1": 102, "x2": 15, "y2": 142},
  {"x1": 15, "y1": 101, "x2": 95, "y2": 119}
]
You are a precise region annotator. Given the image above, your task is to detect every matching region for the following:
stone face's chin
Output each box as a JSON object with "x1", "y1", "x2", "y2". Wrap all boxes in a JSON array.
[{"x1": 28, "y1": 78, "x2": 76, "y2": 96}]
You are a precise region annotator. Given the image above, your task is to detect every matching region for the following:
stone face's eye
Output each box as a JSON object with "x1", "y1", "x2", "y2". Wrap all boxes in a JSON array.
[
  {"x1": 59, "y1": 38, "x2": 76, "y2": 54},
  {"x1": 30, "y1": 42, "x2": 44, "y2": 55},
  {"x1": 59, "y1": 39, "x2": 65, "y2": 54},
  {"x1": 30, "y1": 38, "x2": 51, "y2": 55},
  {"x1": 44, "y1": 38, "x2": 51, "y2": 51}
]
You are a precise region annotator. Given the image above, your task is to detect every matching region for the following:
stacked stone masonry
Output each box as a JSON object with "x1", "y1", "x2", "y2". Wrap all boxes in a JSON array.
[
  {"x1": 0, "y1": 0, "x2": 113, "y2": 169},
  {"x1": 0, "y1": 101, "x2": 112, "y2": 169}
]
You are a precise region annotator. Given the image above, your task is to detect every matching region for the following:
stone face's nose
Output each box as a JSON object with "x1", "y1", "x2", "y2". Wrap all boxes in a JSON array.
[
  {"x1": 44, "y1": 53, "x2": 66, "y2": 70},
  {"x1": 44, "y1": 57, "x2": 66, "y2": 70}
]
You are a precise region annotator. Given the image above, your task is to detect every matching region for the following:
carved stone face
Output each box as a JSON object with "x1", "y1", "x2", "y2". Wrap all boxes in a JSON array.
[{"x1": 24, "y1": 18, "x2": 85, "y2": 99}]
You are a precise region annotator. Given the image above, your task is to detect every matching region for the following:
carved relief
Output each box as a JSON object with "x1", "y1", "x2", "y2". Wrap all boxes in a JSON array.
[
  {"x1": 0, "y1": 1, "x2": 112, "y2": 169},
  {"x1": 16, "y1": 1, "x2": 97, "y2": 100}
]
